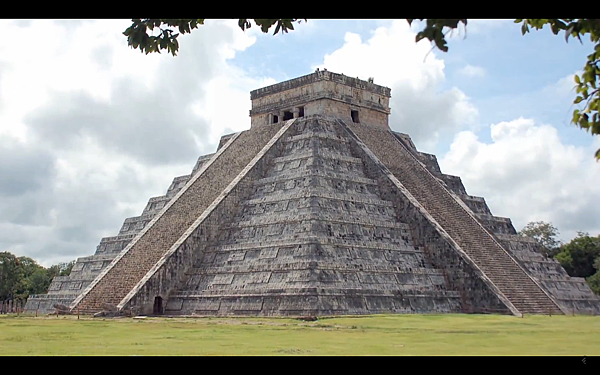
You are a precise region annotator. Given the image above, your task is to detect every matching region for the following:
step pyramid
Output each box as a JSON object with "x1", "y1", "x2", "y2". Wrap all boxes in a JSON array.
[{"x1": 25, "y1": 70, "x2": 600, "y2": 316}]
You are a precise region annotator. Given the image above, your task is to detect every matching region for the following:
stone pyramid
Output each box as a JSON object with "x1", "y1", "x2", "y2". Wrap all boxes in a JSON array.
[{"x1": 26, "y1": 70, "x2": 600, "y2": 316}]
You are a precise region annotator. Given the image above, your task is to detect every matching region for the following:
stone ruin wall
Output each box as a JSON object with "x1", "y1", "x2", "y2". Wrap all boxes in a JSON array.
[
  {"x1": 250, "y1": 71, "x2": 391, "y2": 129},
  {"x1": 305, "y1": 99, "x2": 388, "y2": 129}
]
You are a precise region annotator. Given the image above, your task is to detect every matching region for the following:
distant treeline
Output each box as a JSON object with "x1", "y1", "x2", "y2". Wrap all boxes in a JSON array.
[
  {"x1": 0, "y1": 252, "x2": 74, "y2": 303},
  {"x1": 518, "y1": 222, "x2": 600, "y2": 294}
]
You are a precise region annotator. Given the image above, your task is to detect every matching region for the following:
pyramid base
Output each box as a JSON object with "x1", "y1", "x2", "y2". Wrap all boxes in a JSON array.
[{"x1": 158, "y1": 288, "x2": 481, "y2": 317}]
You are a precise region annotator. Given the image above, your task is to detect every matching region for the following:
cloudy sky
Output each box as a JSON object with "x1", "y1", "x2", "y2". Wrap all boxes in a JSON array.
[{"x1": 1, "y1": 19, "x2": 598, "y2": 266}]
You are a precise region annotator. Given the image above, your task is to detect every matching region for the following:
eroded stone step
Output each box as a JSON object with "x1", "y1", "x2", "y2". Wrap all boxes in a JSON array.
[
  {"x1": 255, "y1": 170, "x2": 378, "y2": 186},
  {"x1": 243, "y1": 189, "x2": 394, "y2": 207},
  {"x1": 188, "y1": 259, "x2": 438, "y2": 273},
  {"x1": 171, "y1": 289, "x2": 462, "y2": 300},
  {"x1": 209, "y1": 235, "x2": 417, "y2": 252},
  {"x1": 230, "y1": 212, "x2": 405, "y2": 229},
  {"x1": 283, "y1": 131, "x2": 350, "y2": 144},
  {"x1": 273, "y1": 151, "x2": 362, "y2": 165}
]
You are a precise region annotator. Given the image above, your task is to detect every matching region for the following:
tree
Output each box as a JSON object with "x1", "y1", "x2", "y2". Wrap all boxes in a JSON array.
[
  {"x1": 122, "y1": 19, "x2": 304, "y2": 56},
  {"x1": 0, "y1": 252, "x2": 21, "y2": 301},
  {"x1": 0, "y1": 252, "x2": 77, "y2": 302},
  {"x1": 588, "y1": 257, "x2": 600, "y2": 294},
  {"x1": 555, "y1": 232, "x2": 600, "y2": 278},
  {"x1": 13, "y1": 256, "x2": 45, "y2": 300},
  {"x1": 27, "y1": 268, "x2": 53, "y2": 295},
  {"x1": 518, "y1": 221, "x2": 562, "y2": 257},
  {"x1": 122, "y1": 19, "x2": 600, "y2": 161},
  {"x1": 17, "y1": 256, "x2": 44, "y2": 279}
]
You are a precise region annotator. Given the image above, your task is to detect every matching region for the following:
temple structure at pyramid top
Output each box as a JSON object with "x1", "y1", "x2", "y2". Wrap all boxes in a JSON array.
[
  {"x1": 25, "y1": 70, "x2": 600, "y2": 317},
  {"x1": 249, "y1": 69, "x2": 391, "y2": 128}
]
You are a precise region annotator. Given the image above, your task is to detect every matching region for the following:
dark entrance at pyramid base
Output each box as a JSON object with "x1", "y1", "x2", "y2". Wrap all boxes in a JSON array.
[{"x1": 153, "y1": 296, "x2": 163, "y2": 315}]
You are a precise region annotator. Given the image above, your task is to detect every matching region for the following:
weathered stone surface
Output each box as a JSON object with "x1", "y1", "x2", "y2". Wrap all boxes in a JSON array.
[
  {"x1": 26, "y1": 70, "x2": 600, "y2": 316},
  {"x1": 163, "y1": 117, "x2": 462, "y2": 316},
  {"x1": 250, "y1": 70, "x2": 390, "y2": 128}
]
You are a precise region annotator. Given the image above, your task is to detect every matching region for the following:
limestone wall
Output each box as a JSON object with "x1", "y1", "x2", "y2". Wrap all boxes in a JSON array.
[
  {"x1": 250, "y1": 70, "x2": 390, "y2": 101},
  {"x1": 252, "y1": 80, "x2": 389, "y2": 114},
  {"x1": 251, "y1": 97, "x2": 389, "y2": 128},
  {"x1": 250, "y1": 70, "x2": 391, "y2": 129},
  {"x1": 306, "y1": 99, "x2": 387, "y2": 128}
]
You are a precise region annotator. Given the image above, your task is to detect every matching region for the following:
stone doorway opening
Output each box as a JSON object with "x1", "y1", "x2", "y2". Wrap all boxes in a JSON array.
[
  {"x1": 351, "y1": 110, "x2": 360, "y2": 123},
  {"x1": 153, "y1": 296, "x2": 163, "y2": 315},
  {"x1": 283, "y1": 111, "x2": 294, "y2": 121}
]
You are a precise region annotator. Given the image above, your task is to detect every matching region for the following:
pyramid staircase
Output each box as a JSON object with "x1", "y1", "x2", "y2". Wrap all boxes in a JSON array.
[
  {"x1": 342, "y1": 120, "x2": 565, "y2": 315},
  {"x1": 70, "y1": 120, "x2": 294, "y2": 313}
]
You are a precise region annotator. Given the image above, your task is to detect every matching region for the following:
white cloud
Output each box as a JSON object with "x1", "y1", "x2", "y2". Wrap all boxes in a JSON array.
[
  {"x1": 440, "y1": 117, "x2": 600, "y2": 242},
  {"x1": 0, "y1": 19, "x2": 270, "y2": 266},
  {"x1": 313, "y1": 20, "x2": 478, "y2": 152},
  {"x1": 458, "y1": 64, "x2": 486, "y2": 78}
]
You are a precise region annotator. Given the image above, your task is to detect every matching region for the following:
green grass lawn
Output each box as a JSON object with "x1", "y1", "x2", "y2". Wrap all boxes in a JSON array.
[{"x1": 1, "y1": 313, "x2": 598, "y2": 355}]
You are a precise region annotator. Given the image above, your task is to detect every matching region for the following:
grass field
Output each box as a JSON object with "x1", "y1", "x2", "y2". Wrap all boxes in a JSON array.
[{"x1": 1, "y1": 313, "x2": 599, "y2": 355}]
